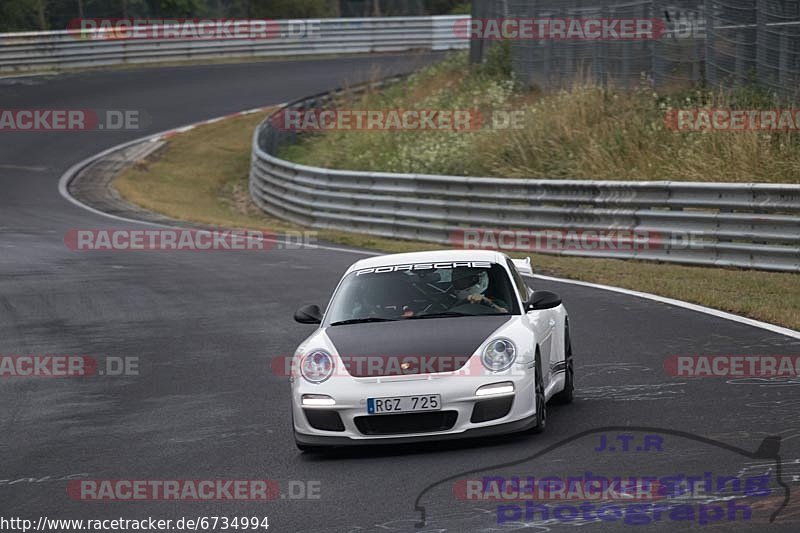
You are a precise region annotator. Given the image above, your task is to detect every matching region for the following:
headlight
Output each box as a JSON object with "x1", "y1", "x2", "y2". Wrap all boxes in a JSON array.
[
  {"x1": 300, "y1": 350, "x2": 335, "y2": 383},
  {"x1": 481, "y1": 338, "x2": 516, "y2": 372}
]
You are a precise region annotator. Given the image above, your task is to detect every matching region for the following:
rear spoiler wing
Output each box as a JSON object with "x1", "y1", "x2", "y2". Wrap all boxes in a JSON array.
[{"x1": 511, "y1": 257, "x2": 533, "y2": 276}]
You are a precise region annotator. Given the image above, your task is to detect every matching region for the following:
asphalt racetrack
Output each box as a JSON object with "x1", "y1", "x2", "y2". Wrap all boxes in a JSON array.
[{"x1": 1, "y1": 54, "x2": 799, "y2": 531}]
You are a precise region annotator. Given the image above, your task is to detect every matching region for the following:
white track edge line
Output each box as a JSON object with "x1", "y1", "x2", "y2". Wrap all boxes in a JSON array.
[
  {"x1": 57, "y1": 108, "x2": 800, "y2": 340},
  {"x1": 57, "y1": 107, "x2": 379, "y2": 258},
  {"x1": 530, "y1": 273, "x2": 800, "y2": 340}
]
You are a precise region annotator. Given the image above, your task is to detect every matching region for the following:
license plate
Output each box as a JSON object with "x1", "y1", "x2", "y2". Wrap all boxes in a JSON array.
[{"x1": 367, "y1": 394, "x2": 441, "y2": 414}]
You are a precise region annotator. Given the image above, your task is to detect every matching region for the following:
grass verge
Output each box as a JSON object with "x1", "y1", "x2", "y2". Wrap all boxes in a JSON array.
[
  {"x1": 115, "y1": 111, "x2": 800, "y2": 330},
  {"x1": 280, "y1": 51, "x2": 800, "y2": 183}
]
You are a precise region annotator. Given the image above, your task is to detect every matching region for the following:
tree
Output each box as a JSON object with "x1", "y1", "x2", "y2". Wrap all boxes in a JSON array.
[
  {"x1": 0, "y1": 0, "x2": 469, "y2": 32},
  {"x1": 0, "y1": 0, "x2": 41, "y2": 32},
  {"x1": 37, "y1": 0, "x2": 47, "y2": 29}
]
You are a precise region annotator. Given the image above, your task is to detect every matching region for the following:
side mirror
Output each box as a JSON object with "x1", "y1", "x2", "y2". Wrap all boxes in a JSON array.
[
  {"x1": 527, "y1": 290, "x2": 562, "y2": 311},
  {"x1": 294, "y1": 304, "x2": 322, "y2": 324}
]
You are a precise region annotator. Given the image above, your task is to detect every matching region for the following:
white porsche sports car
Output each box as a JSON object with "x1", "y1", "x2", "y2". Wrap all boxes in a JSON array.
[{"x1": 290, "y1": 250, "x2": 573, "y2": 451}]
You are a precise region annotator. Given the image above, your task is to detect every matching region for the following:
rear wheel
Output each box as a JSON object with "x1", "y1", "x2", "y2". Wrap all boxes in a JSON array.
[
  {"x1": 552, "y1": 325, "x2": 574, "y2": 405},
  {"x1": 531, "y1": 352, "x2": 547, "y2": 433}
]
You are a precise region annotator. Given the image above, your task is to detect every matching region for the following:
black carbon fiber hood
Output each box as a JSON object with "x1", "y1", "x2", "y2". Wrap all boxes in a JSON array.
[{"x1": 325, "y1": 315, "x2": 512, "y2": 377}]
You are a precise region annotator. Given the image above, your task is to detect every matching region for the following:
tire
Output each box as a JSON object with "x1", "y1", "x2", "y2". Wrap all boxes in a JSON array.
[
  {"x1": 531, "y1": 352, "x2": 547, "y2": 434},
  {"x1": 552, "y1": 325, "x2": 575, "y2": 405}
]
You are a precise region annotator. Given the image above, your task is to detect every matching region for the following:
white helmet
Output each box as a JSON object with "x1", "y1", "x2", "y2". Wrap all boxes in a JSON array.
[{"x1": 452, "y1": 268, "x2": 489, "y2": 300}]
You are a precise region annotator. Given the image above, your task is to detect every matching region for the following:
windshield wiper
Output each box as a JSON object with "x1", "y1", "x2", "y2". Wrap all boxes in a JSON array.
[
  {"x1": 329, "y1": 317, "x2": 398, "y2": 326},
  {"x1": 404, "y1": 311, "x2": 472, "y2": 319}
]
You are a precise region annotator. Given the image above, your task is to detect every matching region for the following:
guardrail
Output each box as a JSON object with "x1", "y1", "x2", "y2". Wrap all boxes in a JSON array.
[
  {"x1": 250, "y1": 81, "x2": 800, "y2": 272},
  {"x1": 0, "y1": 16, "x2": 468, "y2": 73}
]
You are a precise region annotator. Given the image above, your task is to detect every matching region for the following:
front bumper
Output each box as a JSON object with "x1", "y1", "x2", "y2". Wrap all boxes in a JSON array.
[
  {"x1": 291, "y1": 370, "x2": 537, "y2": 446},
  {"x1": 295, "y1": 412, "x2": 539, "y2": 446}
]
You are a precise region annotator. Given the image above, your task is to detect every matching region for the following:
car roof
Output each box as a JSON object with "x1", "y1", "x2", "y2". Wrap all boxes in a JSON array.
[{"x1": 346, "y1": 249, "x2": 507, "y2": 274}]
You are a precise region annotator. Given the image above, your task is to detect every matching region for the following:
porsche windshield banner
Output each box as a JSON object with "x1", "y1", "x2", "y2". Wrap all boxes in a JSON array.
[{"x1": 355, "y1": 261, "x2": 492, "y2": 276}]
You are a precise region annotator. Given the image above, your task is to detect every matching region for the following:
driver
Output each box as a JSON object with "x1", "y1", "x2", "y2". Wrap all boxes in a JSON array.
[
  {"x1": 351, "y1": 276, "x2": 415, "y2": 319},
  {"x1": 451, "y1": 267, "x2": 509, "y2": 313}
]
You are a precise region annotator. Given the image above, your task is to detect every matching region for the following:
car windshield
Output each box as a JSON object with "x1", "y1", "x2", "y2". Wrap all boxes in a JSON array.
[{"x1": 325, "y1": 263, "x2": 519, "y2": 325}]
